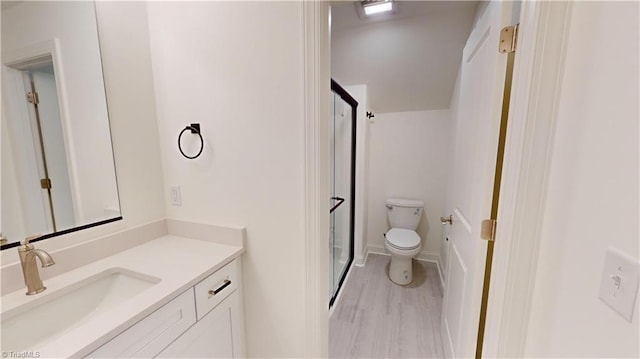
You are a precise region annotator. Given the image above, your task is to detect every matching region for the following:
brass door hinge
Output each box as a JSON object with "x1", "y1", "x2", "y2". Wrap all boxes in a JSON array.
[
  {"x1": 481, "y1": 219, "x2": 497, "y2": 241},
  {"x1": 498, "y1": 24, "x2": 519, "y2": 54},
  {"x1": 40, "y1": 178, "x2": 52, "y2": 189},
  {"x1": 26, "y1": 91, "x2": 40, "y2": 105}
]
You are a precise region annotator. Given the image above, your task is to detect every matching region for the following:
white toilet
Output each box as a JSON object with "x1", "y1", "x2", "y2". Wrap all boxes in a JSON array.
[{"x1": 384, "y1": 198, "x2": 424, "y2": 285}]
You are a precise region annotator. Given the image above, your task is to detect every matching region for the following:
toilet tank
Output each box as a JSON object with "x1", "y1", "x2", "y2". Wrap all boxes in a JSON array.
[{"x1": 386, "y1": 198, "x2": 424, "y2": 230}]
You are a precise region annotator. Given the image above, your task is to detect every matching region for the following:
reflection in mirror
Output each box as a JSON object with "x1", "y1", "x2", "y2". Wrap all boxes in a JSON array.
[{"x1": 1, "y1": 1, "x2": 121, "y2": 249}]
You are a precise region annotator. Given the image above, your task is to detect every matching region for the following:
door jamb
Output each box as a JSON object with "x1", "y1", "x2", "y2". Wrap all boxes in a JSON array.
[
  {"x1": 302, "y1": 0, "x2": 573, "y2": 357},
  {"x1": 303, "y1": 1, "x2": 330, "y2": 357},
  {"x1": 481, "y1": 1, "x2": 573, "y2": 356}
]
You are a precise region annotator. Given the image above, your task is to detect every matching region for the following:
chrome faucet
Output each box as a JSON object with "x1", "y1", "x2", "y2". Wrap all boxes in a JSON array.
[{"x1": 18, "y1": 235, "x2": 55, "y2": 295}]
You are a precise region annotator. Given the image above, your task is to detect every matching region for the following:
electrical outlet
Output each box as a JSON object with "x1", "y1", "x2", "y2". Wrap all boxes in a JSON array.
[
  {"x1": 169, "y1": 186, "x2": 182, "y2": 206},
  {"x1": 598, "y1": 247, "x2": 640, "y2": 322}
]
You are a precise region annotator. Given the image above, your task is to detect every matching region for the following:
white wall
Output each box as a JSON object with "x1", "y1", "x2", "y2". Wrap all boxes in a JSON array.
[
  {"x1": 33, "y1": 69, "x2": 76, "y2": 231},
  {"x1": 331, "y1": 2, "x2": 476, "y2": 113},
  {"x1": 0, "y1": 109, "x2": 29, "y2": 241},
  {"x1": 366, "y1": 110, "x2": 450, "y2": 261},
  {"x1": 344, "y1": 84, "x2": 370, "y2": 265},
  {"x1": 524, "y1": 2, "x2": 639, "y2": 357},
  {"x1": 1, "y1": 77, "x2": 50, "y2": 240},
  {"x1": 1, "y1": 1, "x2": 119, "y2": 230},
  {"x1": 1, "y1": 2, "x2": 166, "y2": 264},
  {"x1": 145, "y1": 2, "x2": 308, "y2": 357},
  {"x1": 440, "y1": 69, "x2": 462, "y2": 279}
]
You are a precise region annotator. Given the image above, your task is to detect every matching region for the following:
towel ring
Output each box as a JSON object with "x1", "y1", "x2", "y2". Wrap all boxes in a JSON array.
[{"x1": 178, "y1": 123, "x2": 204, "y2": 159}]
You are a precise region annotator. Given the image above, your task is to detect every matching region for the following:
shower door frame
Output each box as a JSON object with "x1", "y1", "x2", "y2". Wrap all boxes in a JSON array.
[{"x1": 329, "y1": 79, "x2": 357, "y2": 308}]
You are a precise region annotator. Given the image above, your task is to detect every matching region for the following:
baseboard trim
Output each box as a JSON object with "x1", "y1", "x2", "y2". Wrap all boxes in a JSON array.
[
  {"x1": 354, "y1": 246, "x2": 369, "y2": 267},
  {"x1": 366, "y1": 243, "x2": 388, "y2": 257},
  {"x1": 416, "y1": 251, "x2": 440, "y2": 263},
  {"x1": 367, "y1": 244, "x2": 439, "y2": 261},
  {"x1": 365, "y1": 244, "x2": 443, "y2": 285}
]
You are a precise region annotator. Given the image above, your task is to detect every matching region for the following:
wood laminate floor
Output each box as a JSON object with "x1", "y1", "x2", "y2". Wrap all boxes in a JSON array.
[{"x1": 329, "y1": 254, "x2": 444, "y2": 358}]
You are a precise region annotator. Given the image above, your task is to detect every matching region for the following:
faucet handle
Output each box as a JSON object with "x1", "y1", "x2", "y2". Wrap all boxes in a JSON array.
[{"x1": 21, "y1": 234, "x2": 42, "y2": 247}]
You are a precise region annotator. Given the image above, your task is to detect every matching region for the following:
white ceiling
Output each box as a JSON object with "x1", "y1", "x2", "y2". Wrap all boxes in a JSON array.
[{"x1": 331, "y1": 1, "x2": 478, "y2": 113}]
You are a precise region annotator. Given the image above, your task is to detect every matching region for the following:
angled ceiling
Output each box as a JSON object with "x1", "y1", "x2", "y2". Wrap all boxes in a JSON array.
[{"x1": 331, "y1": 1, "x2": 478, "y2": 113}]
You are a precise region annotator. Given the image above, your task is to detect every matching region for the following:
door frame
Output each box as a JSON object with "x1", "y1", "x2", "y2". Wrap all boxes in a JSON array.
[
  {"x1": 301, "y1": 1, "x2": 573, "y2": 357},
  {"x1": 481, "y1": 2, "x2": 572, "y2": 356},
  {"x1": 302, "y1": 1, "x2": 330, "y2": 357}
]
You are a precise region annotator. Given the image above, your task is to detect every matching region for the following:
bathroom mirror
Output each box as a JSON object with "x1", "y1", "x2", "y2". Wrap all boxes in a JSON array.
[{"x1": 1, "y1": 1, "x2": 121, "y2": 250}]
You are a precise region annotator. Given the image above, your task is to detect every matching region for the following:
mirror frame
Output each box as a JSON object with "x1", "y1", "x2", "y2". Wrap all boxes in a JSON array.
[{"x1": 0, "y1": 217, "x2": 122, "y2": 250}]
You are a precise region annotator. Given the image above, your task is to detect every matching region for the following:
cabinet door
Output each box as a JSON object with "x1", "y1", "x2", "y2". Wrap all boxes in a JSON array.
[
  {"x1": 157, "y1": 292, "x2": 243, "y2": 358},
  {"x1": 86, "y1": 289, "x2": 196, "y2": 358}
]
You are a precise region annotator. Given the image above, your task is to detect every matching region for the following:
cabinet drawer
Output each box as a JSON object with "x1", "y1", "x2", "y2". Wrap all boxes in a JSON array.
[
  {"x1": 194, "y1": 260, "x2": 238, "y2": 320},
  {"x1": 86, "y1": 289, "x2": 196, "y2": 358}
]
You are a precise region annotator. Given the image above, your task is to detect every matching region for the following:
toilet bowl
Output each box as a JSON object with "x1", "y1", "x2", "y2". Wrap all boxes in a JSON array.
[{"x1": 384, "y1": 198, "x2": 424, "y2": 285}]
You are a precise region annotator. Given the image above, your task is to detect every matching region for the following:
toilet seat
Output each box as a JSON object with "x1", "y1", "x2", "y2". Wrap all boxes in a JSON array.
[{"x1": 385, "y1": 228, "x2": 421, "y2": 250}]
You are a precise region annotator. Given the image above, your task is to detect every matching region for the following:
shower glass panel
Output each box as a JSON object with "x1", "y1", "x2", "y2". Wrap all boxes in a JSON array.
[{"x1": 330, "y1": 80, "x2": 357, "y2": 307}]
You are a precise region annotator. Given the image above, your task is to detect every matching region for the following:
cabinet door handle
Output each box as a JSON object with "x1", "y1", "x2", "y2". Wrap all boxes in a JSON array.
[{"x1": 208, "y1": 279, "x2": 231, "y2": 297}]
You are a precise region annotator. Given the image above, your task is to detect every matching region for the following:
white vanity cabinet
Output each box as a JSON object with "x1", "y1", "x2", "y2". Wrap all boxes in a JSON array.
[
  {"x1": 86, "y1": 259, "x2": 244, "y2": 358},
  {"x1": 157, "y1": 291, "x2": 243, "y2": 358}
]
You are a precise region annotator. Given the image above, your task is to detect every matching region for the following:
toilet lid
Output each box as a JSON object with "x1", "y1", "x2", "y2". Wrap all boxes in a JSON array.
[{"x1": 385, "y1": 228, "x2": 421, "y2": 250}]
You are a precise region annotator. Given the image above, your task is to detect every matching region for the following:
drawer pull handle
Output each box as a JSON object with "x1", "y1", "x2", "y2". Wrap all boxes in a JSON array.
[{"x1": 208, "y1": 279, "x2": 231, "y2": 297}]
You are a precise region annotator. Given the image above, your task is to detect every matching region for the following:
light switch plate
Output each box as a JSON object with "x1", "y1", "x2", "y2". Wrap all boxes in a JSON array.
[
  {"x1": 598, "y1": 247, "x2": 640, "y2": 322},
  {"x1": 169, "y1": 186, "x2": 182, "y2": 206}
]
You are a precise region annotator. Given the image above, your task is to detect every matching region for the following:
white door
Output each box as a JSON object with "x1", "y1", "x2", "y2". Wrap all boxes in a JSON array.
[
  {"x1": 441, "y1": 1, "x2": 513, "y2": 358},
  {"x1": 1, "y1": 66, "x2": 50, "y2": 239},
  {"x1": 31, "y1": 68, "x2": 77, "y2": 231}
]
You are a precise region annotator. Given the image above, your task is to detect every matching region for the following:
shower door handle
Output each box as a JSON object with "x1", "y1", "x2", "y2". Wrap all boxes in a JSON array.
[{"x1": 330, "y1": 197, "x2": 345, "y2": 213}]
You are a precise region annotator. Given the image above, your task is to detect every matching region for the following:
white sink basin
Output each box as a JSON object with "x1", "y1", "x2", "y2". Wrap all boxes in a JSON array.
[{"x1": 1, "y1": 267, "x2": 160, "y2": 351}]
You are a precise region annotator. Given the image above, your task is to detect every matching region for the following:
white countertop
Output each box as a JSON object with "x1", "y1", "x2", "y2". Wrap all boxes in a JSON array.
[{"x1": 1, "y1": 235, "x2": 243, "y2": 358}]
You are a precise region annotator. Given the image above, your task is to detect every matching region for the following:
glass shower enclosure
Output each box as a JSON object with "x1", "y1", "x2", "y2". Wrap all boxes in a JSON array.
[{"x1": 329, "y1": 80, "x2": 357, "y2": 307}]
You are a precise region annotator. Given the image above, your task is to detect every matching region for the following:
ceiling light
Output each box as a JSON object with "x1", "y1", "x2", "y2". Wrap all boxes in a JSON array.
[{"x1": 362, "y1": 0, "x2": 394, "y2": 16}]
